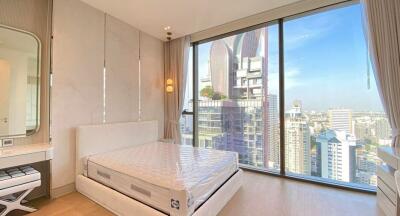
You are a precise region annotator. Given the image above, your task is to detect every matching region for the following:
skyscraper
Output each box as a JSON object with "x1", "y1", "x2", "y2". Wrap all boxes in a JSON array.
[
  {"x1": 374, "y1": 117, "x2": 391, "y2": 140},
  {"x1": 267, "y1": 94, "x2": 280, "y2": 169},
  {"x1": 197, "y1": 28, "x2": 277, "y2": 168},
  {"x1": 328, "y1": 109, "x2": 353, "y2": 135},
  {"x1": 285, "y1": 101, "x2": 311, "y2": 175},
  {"x1": 317, "y1": 129, "x2": 356, "y2": 182},
  {"x1": 197, "y1": 100, "x2": 264, "y2": 167}
]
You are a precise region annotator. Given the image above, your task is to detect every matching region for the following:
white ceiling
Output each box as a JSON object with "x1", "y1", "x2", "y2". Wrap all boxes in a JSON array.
[{"x1": 80, "y1": 0, "x2": 300, "y2": 41}]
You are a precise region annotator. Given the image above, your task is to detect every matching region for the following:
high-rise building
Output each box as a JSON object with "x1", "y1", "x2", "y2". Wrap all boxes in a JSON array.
[
  {"x1": 355, "y1": 150, "x2": 377, "y2": 185},
  {"x1": 197, "y1": 100, "x2": 265, "y2": 167},
  {"x1": 197, "y1": 28, "x2": 278, "y2": 168},
  {"x1": 180, "y1": 114, "x2": 193, "y2": 146},
  {"x1": 285, "y1": 101, "x2": 311, "y2": 175},
  {"x1": 374, "y1": 117, "x2": 391, "y2": 140},
  {"x1": 317, "y1": 129, "x2": 356, "y2": 182},
  {"x1": 354, "y1": 118, "x2": 372, "y2": 140},
  {"x1": 311, "y1": 137, "x2": 322, "y2": 177},
  {"x1": 267, "y1": 94, "x2": 280, "y2": 169},
  {"x1": 328, "y1": 109, "x2": 353, "y2": 135}
]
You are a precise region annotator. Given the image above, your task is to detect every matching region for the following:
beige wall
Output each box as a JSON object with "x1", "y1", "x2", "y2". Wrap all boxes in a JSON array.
[
  {"x1": 51, "y1": 0, "x2": 164, "y2": 191},
  {"x1": 51, "y1": 0, "x2": 104, "y2": 190},
  {"x1": 140, "y1": 32, "x2": 165, "y2": 136},
  {"x1": 0, "y1": 0, "x2": 51, "y2": 145},
  {"x1": 105, "y1": 15, "x2": 140, "y2": 123}
]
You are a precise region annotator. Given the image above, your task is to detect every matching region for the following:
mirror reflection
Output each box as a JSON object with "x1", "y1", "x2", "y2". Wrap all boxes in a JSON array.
[{"x1": 0, "y1": 25, "x2": 40, "y2": 137}]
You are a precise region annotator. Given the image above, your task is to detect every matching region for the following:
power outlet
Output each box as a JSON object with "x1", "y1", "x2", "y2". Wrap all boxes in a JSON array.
[{"x1": 2, "y1": 139, "x2": 13, "y2": 147}]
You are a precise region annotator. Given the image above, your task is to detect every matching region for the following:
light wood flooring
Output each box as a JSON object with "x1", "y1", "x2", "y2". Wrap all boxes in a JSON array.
[{"x1": 23, "y1": 171, "x2": 381, "y2": 216}]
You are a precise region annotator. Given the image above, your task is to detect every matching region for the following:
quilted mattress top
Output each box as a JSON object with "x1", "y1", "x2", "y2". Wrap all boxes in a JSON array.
[{"x1": 87, "y1": 142, "x2": 238, "y2": 192}]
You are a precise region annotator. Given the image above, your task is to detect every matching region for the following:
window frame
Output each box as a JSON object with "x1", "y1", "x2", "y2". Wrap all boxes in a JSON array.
[{"x1": 184, "y1": 0, "x2": 375, "y2": 193}]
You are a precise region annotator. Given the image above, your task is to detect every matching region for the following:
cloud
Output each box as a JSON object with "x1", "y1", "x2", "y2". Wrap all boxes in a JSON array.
[
  {"x1": 284, "y1": 14, "x2": 338, "y2": 50},
  {"x1": 285, "y1": 68, "x2": 306, "y2": 89},
  {"x1": 267, "y1": 67, "x2": 305, "y2": 95}
]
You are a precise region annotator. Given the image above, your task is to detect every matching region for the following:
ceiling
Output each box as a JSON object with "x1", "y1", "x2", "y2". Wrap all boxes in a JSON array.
[{"x1": 80, "y1": 0, "x2": 301, "y2": 41}]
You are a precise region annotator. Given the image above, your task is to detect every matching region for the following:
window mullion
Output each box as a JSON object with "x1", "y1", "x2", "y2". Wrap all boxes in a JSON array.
[{"x1": 279, "y1": 19, "x2": 285, "y2": 176}]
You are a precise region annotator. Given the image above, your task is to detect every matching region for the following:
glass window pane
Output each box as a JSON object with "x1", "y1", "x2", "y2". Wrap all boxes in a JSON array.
[
  {"x1": 180, "y1": 114, "x2": 193, "y2": 145},
  {"x1": 196, "y1": 24, "x2": 280, "y2": 171},
  {"x1": 283, "y1": 3, "x2": 388, "y2": 189},
  {"x1": 183, "y1": 47, "x2": 193, "y2": 113},
  {"x1": 180, "y1": 47, "x2": 193, "y2": 145}
]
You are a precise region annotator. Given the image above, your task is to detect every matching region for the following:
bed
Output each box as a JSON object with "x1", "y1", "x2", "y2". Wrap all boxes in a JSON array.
[{"x1": 75, "y1": 121, "x2": 242, "y2": 216}]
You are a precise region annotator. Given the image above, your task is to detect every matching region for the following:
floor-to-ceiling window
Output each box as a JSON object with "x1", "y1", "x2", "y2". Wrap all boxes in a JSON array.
[
  {"x1": 282, "y1": 3, "x2": 388, "y2": 190},
  {"x1": 180, "y1": 47, "x2": 194, "y2": 146},
  {"x1": 183, "y1": 2, "x2": 389, "y2": 191},
  {"x1": 192, "y1": 23, "x2": 281, "y2": 172}
]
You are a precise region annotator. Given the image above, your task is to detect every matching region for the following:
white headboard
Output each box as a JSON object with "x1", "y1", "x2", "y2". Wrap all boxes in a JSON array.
[{"x1": 76, "y1": 120, "x2": 158, "y2": 175}]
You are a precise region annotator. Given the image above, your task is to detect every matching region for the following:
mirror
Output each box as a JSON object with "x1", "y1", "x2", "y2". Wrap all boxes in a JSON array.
[{"x1": 0, "y1": 25, "x2": 41, "y2": 138}]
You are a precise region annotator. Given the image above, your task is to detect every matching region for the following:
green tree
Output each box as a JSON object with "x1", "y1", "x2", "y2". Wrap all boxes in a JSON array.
[
  {"x1": 200, "y1": 86, "x2": 214, "y2": 98},
  {"x1": 200, "y1": 86, "x2": 227, "y2": 100}
]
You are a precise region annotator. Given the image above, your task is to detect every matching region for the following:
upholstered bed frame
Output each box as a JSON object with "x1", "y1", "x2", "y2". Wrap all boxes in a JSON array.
[{"x1": 75, "y1": 120, "x2": 242, "y2": 216}]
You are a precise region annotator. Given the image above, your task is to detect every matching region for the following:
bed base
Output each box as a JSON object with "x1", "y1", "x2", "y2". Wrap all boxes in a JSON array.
[{"x1": 76, "y1": 169, "x2": 243, "y2": 216}]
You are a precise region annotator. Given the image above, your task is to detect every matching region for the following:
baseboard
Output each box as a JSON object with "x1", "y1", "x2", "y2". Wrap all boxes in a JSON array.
[{"x1": 51, "y1": 183, "x2": 76, "y2": 198}]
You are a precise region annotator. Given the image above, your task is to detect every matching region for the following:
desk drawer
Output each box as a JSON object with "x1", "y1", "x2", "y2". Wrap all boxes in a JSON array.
[
  {"x1": 379, "y1": 177, "x2": 397, "y2": 205},
  {"x1": 378, "y1": 164, "x2": 397, "y2": 192},
  {"x1": 0, "y1": 152, "x2": 46, "y2": 169},
  {"x1": 378, "y1": 188, "x2": 397, "y2": 216}
]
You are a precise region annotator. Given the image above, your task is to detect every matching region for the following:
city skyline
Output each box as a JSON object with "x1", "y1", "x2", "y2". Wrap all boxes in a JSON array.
[
  {"x1": 188, "y1": 4, "x2": 385, "y2": 112},
  {"x1": 180, "y1": 3, "x2": 390, "y2": 188}
]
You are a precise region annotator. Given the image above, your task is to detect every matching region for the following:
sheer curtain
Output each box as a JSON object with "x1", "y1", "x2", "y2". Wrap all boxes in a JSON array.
[
  {"x1": 362, "y1": 0, "x2": 400, "y2": 147},
  {"x1": 164, "y1": 36, "x2": 190, "y2": 143}
]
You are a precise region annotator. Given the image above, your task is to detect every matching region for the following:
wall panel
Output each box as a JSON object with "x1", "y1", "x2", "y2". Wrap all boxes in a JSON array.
[
  {"x1": 52, "y1": 0, "x2": 104, "y2": 189},
  {"x1": 52, "y1": 0, "x2": 165, "y2": 192},
  {"x1": 105, "y1": 15, "x2": 140, "y2": 123},
  {"x1": 140, "y1": 33, "x2": 165, "y2": 137}
]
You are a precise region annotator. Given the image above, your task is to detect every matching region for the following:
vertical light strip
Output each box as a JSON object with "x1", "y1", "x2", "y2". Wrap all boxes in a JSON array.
[
  {"x1": 102, "y1": 13, "x2": 107, "y2": 123},
  {"x1": 138, "y1": 31, "x2": 142, "y2": 121}
]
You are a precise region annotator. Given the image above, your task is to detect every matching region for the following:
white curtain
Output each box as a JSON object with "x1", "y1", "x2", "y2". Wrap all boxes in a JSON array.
[
  {"x1": 164, "y1": 36, "x2": 191, "y2": 143},
  {"x1": 362, "y1": 0, "x2": 400, "y2": 147}
]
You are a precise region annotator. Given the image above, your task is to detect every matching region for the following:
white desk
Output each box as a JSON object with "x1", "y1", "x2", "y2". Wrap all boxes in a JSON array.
[{"x1": 0, "y1": 143, "x2": 53, "y2": 170}]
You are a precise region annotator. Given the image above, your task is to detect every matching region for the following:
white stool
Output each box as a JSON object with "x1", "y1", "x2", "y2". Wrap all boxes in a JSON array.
[{"x1": 0, "y1": 166, "x2": 41, "y2": 215}]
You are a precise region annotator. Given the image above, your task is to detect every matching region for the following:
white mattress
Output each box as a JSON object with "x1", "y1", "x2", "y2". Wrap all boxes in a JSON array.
[{"x1": 84, "y1": 142, "x2": 238, "y2": 216}]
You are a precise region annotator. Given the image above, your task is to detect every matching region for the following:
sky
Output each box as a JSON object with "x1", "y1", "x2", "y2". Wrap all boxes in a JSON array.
[{"x1": 185, "y1": 3, "x2": 384, "y2": 113}]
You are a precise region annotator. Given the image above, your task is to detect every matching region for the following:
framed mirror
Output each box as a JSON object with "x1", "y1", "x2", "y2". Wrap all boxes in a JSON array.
[{"x1": 0, "y1": 25, "x2": 41, "y2": 138}]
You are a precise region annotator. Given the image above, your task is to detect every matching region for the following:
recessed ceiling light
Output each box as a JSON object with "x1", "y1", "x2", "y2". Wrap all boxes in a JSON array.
[{"x1": 164, "y1": 26, "x2": 171, "y2": 31}]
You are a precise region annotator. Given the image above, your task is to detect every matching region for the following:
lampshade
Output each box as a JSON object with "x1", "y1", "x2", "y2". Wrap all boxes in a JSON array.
[
  {"x1": 166, "y1": 79, "x2": 173, "y2": 85},
  {"x1": 166, "y1": 85, "x2": 174, "y2": 93}
]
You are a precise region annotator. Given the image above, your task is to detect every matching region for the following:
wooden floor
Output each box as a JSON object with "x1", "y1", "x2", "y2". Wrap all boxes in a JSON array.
[{"x1": 25, "y1": 171, "x2": 381, "y2": 216}]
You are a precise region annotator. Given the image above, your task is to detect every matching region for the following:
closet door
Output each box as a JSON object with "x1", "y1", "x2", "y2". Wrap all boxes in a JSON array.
[{"x1": 105, "y1": 15, "x2": 140, "y2": 123}]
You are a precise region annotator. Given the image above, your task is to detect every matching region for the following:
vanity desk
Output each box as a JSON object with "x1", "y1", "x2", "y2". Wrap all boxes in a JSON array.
[
  {"x1": 0, "y1": 7, "x2": 52, "y2": 214},
  {"x1": 0, "y1": 143, "x2": 53, "y2": 201},
  {"x1": 0, "y1": 143, "x2": 53, "y2": 169}
]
